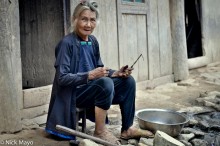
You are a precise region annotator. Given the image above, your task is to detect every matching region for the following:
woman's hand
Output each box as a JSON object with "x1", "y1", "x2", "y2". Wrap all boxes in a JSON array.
[
  {"x1": 88, "y1": 67, "x2": 109, "y2": 80},
  {"x1": 111, "y1": 65, "x2": 133, "y2": 78}
]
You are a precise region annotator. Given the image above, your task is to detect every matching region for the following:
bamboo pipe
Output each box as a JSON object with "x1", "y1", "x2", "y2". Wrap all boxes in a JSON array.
[{"x1": 56, "y1": 125, "x2": 119, "y2": 146}]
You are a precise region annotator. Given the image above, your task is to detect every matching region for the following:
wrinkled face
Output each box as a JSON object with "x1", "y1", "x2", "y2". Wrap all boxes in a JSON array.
[{"x1": 75, "y1": 9, "x2": 97, "y2": 41}]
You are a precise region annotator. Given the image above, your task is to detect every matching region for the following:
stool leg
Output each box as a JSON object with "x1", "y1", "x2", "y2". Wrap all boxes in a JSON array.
[
  {"x1": 82, "y1": 109, "x2": 86, "y2": 132},
  {"x1": 75, "y1": 110, "x2": 79, "y2": 131}
]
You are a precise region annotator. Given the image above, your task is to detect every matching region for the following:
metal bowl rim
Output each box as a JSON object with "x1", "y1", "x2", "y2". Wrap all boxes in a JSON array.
[{"x1": 135, "y1": 108, "x2": 189, "y2": 126}]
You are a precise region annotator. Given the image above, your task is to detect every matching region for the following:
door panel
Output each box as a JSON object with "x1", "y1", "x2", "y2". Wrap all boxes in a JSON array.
[{"x1": 117, "y1": 1, "x2": 149, "y2": 81}]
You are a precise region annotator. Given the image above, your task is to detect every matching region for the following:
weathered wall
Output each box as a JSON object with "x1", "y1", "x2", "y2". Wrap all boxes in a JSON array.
[
  {"x1": 201, "y1": 0, "x2": 220, "y2": 63},
  {"x1": 19, "y1": 0, "x2": 64, "y2": 88},
  {"x1": 0, "y1": 0, "x2": 22, "y2": 133},
  {"x1": 148, "y1": 0, "x2": 172, "y2": 80}
]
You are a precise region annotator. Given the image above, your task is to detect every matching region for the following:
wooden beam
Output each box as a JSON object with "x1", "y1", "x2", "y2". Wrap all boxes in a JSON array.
[{"x1": 0, "y1": 0, "x2": 22, "y2": 133}]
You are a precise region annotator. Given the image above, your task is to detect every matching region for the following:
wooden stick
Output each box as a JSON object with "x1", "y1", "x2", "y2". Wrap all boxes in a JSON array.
[{"x1": 56, "y1": 125, "x2": 118, "y2": 146}]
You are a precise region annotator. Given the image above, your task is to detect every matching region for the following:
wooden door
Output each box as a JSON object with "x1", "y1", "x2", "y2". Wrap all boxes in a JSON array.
[
  {"x1": 19, "y1": 0, "x2": 64, "y2": 88},
  {"x1": 117, "y1": 0, "x2": 149, "y2": 81}
]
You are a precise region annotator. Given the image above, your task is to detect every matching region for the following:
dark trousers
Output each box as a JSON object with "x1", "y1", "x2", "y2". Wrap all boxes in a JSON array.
[{"x1": 76, "y1": 76, "x2": 136, "y2": 131}]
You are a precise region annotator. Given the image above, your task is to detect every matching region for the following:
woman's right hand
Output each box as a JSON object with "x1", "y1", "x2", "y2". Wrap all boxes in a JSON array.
[{"x1": 88, "y1": 67, "x2": 109, "y2": 80}]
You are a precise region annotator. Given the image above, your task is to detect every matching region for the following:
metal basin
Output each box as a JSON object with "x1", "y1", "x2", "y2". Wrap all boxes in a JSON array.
[{"x1": 135, "y1": 109, "x2": 189, "y2": 137}]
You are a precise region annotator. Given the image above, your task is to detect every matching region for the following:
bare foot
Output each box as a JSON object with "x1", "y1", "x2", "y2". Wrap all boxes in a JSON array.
[
  {"x1": 121, "y1": 127, "x2": 154, "y2": 140},
  {"x1": 94, "y1": 129, "x2": 121, "y2": 145}
]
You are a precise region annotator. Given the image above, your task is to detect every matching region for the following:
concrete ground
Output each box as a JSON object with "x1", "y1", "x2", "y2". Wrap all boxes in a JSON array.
[{"x1": 0, "y1": 62, "x2": 220, "y2": 146}]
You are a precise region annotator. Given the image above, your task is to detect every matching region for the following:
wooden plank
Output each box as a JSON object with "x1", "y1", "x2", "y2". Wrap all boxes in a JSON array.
[
  {"x1": 158, "y1": 0, "x2": 172, "y2": 76},
  {"x1": 137, "y1": 15, "x2": 148, "y2": 81},
  {"x1": 147, "y1": 0, "x2": 160, "y2": 79},
  {"x1": 119, "y1": 14, "x2": 148, "y2": 81},
  {"x1": 121, "y1": 14, "x2": 139, "y2": 80},
  {"x1": 56, "y1": 125, "x2": 117, "y2": 146}
]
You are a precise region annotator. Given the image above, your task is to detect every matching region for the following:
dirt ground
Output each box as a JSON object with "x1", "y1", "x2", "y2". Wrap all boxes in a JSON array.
[
  {"x1": 0, "y1": 62, "x2": 220, "y2": 146},
  {"x1": 135, "y1": 64, "x2": 220, "y2": 111}
]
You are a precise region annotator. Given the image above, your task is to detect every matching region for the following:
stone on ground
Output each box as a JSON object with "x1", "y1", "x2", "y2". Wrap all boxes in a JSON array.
[
  {"x1": 153, "y1": 131, "x2": 184, "y2": 146},
  {"x1": 79, "y1": 139, "x2": 99, "y2": 146}
]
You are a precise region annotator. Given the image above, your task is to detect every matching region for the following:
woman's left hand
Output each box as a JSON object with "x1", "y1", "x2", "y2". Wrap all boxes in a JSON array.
[{"x1": 111, "y1": 65, "x2": 133, "y2": 78}]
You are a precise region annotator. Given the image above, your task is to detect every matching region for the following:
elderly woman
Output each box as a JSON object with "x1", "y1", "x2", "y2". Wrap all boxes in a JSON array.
[{"x1": 45, "y1": 0, "x2": 153, "y2": 144}]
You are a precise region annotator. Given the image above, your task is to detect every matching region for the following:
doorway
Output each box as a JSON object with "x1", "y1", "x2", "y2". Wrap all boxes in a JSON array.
[
  {"x1": 185, "y1": 0, "x2": 203, "y2": 58},
  {"x1": 19, "y1": 0, "x2": 65, "y2": 88}
]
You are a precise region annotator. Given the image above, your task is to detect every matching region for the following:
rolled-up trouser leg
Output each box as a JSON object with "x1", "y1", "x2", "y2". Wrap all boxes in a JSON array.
[
  {"x1": 76, "y1": 76, "x2": 136, "y2": 132},
  {"x1": 76, "y1": 77, "x2": 114, "y2": 110},
  {"x1": 112, "y1": 76, "x2": 136, "y2": 132}
]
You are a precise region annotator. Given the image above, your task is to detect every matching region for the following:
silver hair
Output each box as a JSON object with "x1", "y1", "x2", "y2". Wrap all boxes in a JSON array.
[{"x1": 71, "y1": 1, "x2": 99, "y2": 32}]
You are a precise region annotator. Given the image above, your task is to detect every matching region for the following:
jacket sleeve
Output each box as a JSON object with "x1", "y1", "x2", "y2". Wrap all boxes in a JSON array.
[
  {"x1": 55, "y1": 65, "x2": 88, "y2": 87},
  {"x1": 54, "y1": 38, "x2": 88, "y2": 87}
]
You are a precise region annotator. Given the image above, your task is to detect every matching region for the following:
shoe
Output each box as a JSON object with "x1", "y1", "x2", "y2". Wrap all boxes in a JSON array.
[{"x1": 120, "y1": 128, "x2": 154, "y2": 140}]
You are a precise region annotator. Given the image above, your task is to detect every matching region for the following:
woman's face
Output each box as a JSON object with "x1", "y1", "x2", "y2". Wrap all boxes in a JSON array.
[{"x1": 75, "y1": 9, "x2": 97, "y2": 41}]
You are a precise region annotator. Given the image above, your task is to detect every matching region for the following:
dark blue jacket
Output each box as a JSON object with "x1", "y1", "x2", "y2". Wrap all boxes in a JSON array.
[{"x1": 45, "y1": 33, "x2": 110, "y2": 139}]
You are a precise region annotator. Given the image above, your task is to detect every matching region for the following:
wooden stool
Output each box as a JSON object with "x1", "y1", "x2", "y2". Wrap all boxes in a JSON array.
[
  {"x1": 75, "y1": 107, "x2": 86, "y2": 133},
  {"x1": 69, "y1": 108, "x2": 86, "y2": 145}
]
